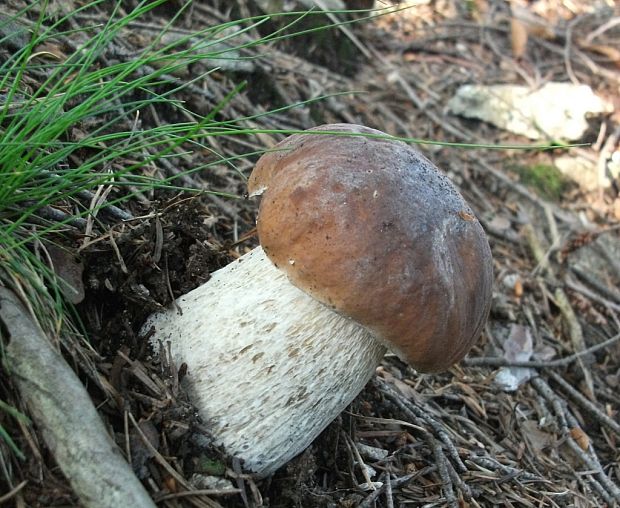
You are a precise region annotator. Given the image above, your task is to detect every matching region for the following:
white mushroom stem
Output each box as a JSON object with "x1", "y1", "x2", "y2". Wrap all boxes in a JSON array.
[{"x1": 143, "y1": 246, "x2": 386, "y2": 477}]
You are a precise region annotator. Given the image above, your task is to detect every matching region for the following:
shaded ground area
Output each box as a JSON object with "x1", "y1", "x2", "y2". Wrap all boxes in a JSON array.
[{"x1": 1, "y1": 0, "x2": 620, "y2": 506}]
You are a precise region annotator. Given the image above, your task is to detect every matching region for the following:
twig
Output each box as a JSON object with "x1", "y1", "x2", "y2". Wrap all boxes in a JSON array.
[
  {"x1": 446, "y1": 457, "x2": 472, "y2": 501},
  {"x1": 547, "y1": 370, "x2": 620, "y2": 437},
  {"x1": 466, "y1": 454, "x2": 550, "y2": 484},
  {"x1": 343, "y1": 431, "x2": 375, "y2": 489},
  {"x1": 0, "y1": 480, "x2": 28, "y2": 504},
  {"x1": 584, "y1": 16, "x2": 620, "y2": 44},
  {"x1": 565, "y1": 410, "x2": 620, "y2": 504},
  {"x1": 565, "y1": 276, "x2": 620, "y2": 313},
  {"x1": 0, "y1": 287, "x2": 156, "y2": 508},
  {"x1": 385, "y1": 472, "x2": 394, "y2": 508},
  {"x1": 564, "y1": 16, "x2": 581, "y2": 85},
  {"x1": 523, "y1": 223, "x2": 552, "y2": 276},
  {"x1": 231, "y1": 457, "x2": 250, "y2": 508},
  {"x1": 153, "y1": 488, "x2": 242, "y2": 502},
  {"x1": 84, "y1": 182, "x2": 115, "y2": 241},
  {"x1": 23, "y1": 202, "x2": 88, "y2": 230},
  {"x1": 374, "y1": 378, "x2": 466, "y2": 473},
  {"x1": 432, "y1": 438, "x2": 457, "y2": 508},
  {"x1": 571, "y1": 265, "x2": 620, "y2": 305},
  {"x1": 127, "y1": 411, "x2": 224, "y2": 508},
  {"x1": 531, "y1": 377, "x2": 620, "y2": 503},
  {"x1": 358, "y1": 468, "x2": 434, "y2": 508},
  {"x1": 315, "y1": 1, "x2": 372, "y2": 59},
  {"x1": 553, "y1": 288, "x2": 595, "y2": 399},
  {"x1": 108, "y1": 232, "x2": 129, "y2": 274},
  {"x1": 40, "y1": 170, "x2": 133, "y2": 222},
  {"x1": 387, "y1": 69, "x2": 473, "y2": 141},
  {"x1": 463, "y1": 331, "x2": 620, "y2": 368}
]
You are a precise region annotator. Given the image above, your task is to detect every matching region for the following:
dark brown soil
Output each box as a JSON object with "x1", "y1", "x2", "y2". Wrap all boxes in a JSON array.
[{"x1": 79, "y1": 197, "x2": 232, "y2": 355}]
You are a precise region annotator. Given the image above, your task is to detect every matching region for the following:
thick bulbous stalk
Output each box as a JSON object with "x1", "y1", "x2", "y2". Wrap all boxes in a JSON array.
[{"x1": 143, "y1": 246, "x2": 386, "y2": 477}]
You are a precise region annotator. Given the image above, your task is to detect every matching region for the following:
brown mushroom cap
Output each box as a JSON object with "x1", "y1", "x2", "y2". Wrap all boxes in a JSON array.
[{"x1": 248, "y1": 124, "x2": 493, "y2": 373}]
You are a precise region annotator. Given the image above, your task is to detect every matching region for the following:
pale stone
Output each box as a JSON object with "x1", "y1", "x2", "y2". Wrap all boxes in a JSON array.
[
  {"x1": 447, "y1": 82, "x2": 612, "y2": 141},
  {"x1": 554, "y1": 154, "x2": 601, "y2": 191}
]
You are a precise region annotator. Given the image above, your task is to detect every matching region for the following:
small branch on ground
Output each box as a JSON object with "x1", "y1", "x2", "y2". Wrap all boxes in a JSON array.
[{"x1": 0, "y1": 287, "x2": 155, "y2": 508}]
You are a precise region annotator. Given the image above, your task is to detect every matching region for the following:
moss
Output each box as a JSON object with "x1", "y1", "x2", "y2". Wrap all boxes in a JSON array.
[
  {"x1": 515, "y1": 163, "x2": 571, "y2": 201},
  {"x1": 194, "y1": 455, "x2": 227, "y2": 476}
]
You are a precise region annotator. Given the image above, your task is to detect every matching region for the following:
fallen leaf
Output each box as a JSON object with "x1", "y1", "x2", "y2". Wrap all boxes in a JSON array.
[
  {"x1": 494, "y1": 324, "x2": 535, "y2": 391},
  {"x1": 510, "y1": 17, "x2": 528, "y2": 59},
  {"x1": 46, "y1": 244, "x2": 85, "y2": 304},
  {"x1": 569, "y1": 427, "x2": 590, "y2": 451},
  {"x1": 33, "y1": 41, "x2": 68, "y2": 61},
  {"x1": 163, "y1": 475, "x2": 177, "y2": 493},
  {"x1": 377, "y1": 368, "x2": 421, "y2": 401},
  {"x1": 577, "y1": 41, "x2": 620, "y2": 68},
  {"x1": 461, "y1": 394, "x2": 487, "y2": 419},
  {"x1": 521, "y1": 420, "x2": 554, "y2": 454},
  {"x1": 511, "y1": 3, "x2": 556, "y2": 40},
  {"x1": 503, "y1": 324, "x2": 533, "y2": 361},
  {"x1": 514, "y1": 278, "x2": 523, "y2": 298}
]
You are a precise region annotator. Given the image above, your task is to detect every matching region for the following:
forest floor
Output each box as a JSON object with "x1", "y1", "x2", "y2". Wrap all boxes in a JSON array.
[{"x1": 1, "y1": 1, "x2": 620, "y2": 507}]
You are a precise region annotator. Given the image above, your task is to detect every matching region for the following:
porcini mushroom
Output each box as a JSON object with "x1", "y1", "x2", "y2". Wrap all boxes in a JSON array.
[{"x1": 142, "y1": 124, "x2": 493, "y2": 477}]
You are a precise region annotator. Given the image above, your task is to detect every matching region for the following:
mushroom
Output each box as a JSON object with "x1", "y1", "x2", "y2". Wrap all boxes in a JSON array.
[{"x1": 142, "y1": 123, "x2": 493, "y2": 477}]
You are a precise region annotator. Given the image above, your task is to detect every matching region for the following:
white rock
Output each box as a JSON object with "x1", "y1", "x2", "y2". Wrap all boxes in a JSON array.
[
  {"x1": 447, "y1": 82, "x2": 612, "y2": 141},
  {"x1": 554, "y1": 154, "x2": 601, "y2": 191}
]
